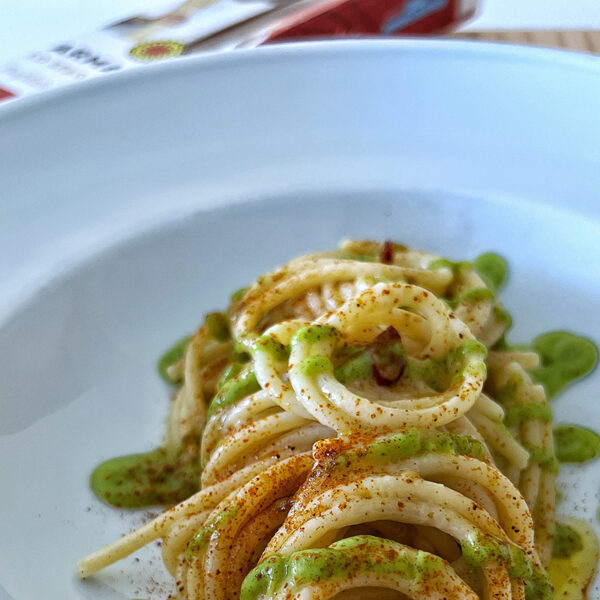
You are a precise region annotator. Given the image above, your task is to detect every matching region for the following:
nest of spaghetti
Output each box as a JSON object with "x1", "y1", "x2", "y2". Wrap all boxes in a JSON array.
[{"x1": 79, "y1": 239, "x2": 568, "y2": 600}]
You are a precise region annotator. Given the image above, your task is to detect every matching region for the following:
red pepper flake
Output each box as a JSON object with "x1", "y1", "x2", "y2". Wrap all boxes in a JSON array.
[
  {"x1": 371, "y1": 326, "x2": 406, "y2": 386},
  {"x1": 380, "y1": 240, "x2": 394, "y2": 264}
]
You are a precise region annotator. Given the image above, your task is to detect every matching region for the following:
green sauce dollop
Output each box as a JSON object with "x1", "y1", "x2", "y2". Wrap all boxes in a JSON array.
[
  {"x1": 429, "y1": 252, "x2": 506, "y2": 300},
  {"x1": 446, "y1": 287, "x2": 495, "y2": 309},
  {"x1": 525, "y1": 444, "x2": 559, "y2": 473},
  {"x1": 299, "y1": 355, "x2": 333, "y2": 377},
  {"x1": 504, "y1": 403, "x2": 552, "y2": 427},
  {"x1": 428, "y1": 258, "x2": 471, "y2": 273},
  {"x1": 157, "y1": 336, "x2": 190, "y2": 382},
  {"x1": 186, "y1": 506, "x2": 240, "y2": 558},
  {"x1": 294, "y1": 324, "x2": 340, "y2": 344},
  {"x1": 530, "y1": 331, "x2": 597, "y2": 399},
  {"x1": 331, "y1": 429, "x2": 488, "y2": 469},
  {"x1": 334, "y1": 351, "x2": 372, "y2": 383},
  {"x1": 493, "y1": 304, "x2": 513, "y2": 329},
  {"x1": 552, "y1": 522, "x2": 583, "y2": 559},
  {"x1": 407, "y1": 340, "x2": 486, "y2": 392},
  {"x1": 230, "y1": 287, "x2": 248, "y2": 303},
  {"x1": 91, "y1": 446, "x2": 200, "y2": 508},
  {"x1": 553, "y1": 424, "x2": 600, "y2": 463},
  {"x1": 460, "y1": 533, "x2": 552, "y2": 600},
  {"x1": 524, "y1": 567, "x2": 554, "y2": 600},
  {"x1": 216, "y1": 362, "x2": 244, "y2": 391},
  {"x1": 460, "y1": 533, "x2": 511, "y2": 568},
  {"x1": 205, "y1": 312, "x2": 231, "y2": 342},
  {"x1": 473, "y1": 252, "x2": 508, "y2": 292},
  {"x1": 208, "y1": 367, "x2": 260, "y2": 416},
  {"x1": 252, "y1": 334, "x2": 289, "y2": 362}
]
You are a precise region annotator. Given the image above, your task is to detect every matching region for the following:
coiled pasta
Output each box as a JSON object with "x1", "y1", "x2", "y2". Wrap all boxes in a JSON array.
[{"x1": 78, "y1": 240, "x2": 598, "y2": 600}]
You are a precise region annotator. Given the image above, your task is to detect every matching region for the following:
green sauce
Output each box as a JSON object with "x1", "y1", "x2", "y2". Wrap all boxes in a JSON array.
[
  {"x1": 530, "y1": 331, "x2": 598, "y2": 398},
  {"x1": 491, "y1": 335, "x2": 509, "y2": 351},
  {"x1": 362, "y1": 429, "x2": 422, "y2": 461},
  {"x1": 524, "y1": 567, "x2": 554, "y2": 600},
  {"x1": 90, "y1": 446, "x2": 200, "y2": 508},
  {"x1": 334, "y1": 351, "x2": 372, "y2": 383},
  {"x1": 493, "y1": 304, "x2": 513, "y2": 329},
  {"x1": 216, "y1": 362, "x2": 244, "y2": 391},
  {"x1": 332, "y1": 338, "x2": 484, "y2": 390},
  {"x1": 294, "y1": 324, "x2": 340, "y2": 344},
  {"x1": 232, "y1": 350, "x2": 252, "y2": 364},
  {"x1": 157, "y1": 336, "x2": 190, "y2": 382},
  {"x1": 252, "y1": 334, "x2": 289, "y2": 362},
  {"x1": 553, "y1": 425, "x2": 600, "y2": 463},
  {"x1": 495, "y1": 372, "x2": 524, "y2": 406},
  {"x1": 508, "y1": 545, "x2": 533, "y2": 580},
  {"x1": 230, "y1": 287, "x2": 248, "y2": 303},
  {"x1": 428, "y1": 258, "x2": 472, "y2": 273},
  {"x1": 408, "y1": 340, "x2": 486, "y2": 392},
  {"x1": 185, "y1": 506, "x2": 240, "y2": 559},
  {"x1": 460, "y1": 533, "x2": 511, "y2": 568},
  {"x1": 504, "y1": 403, "x2": 552, "y2": 427},
  {"x1": 431, "y1": 252, "x2": 506, "y2": 308},
  {"x1": 333, "y1": 430, "x2": 488, "y2": 468},
  {"x1": 334, "y1": 338, "x2": 407, "y2": 385},
  {"x1": 497, "y1": 373, "x2": 556, "y2": 429},
  {"x1": 205, "y1": 312, "x2": 231, "y2": 342},
  {"x1": 461, "y1": 533, "x2": 551, "y2": 600},
  {"x1": 207, "y1": 367, "x2": 260, "y2": 416},
  {"x1": 334, "y1": 345, "x2": 364, "y2": 360},
  {"x1": 408, "y1": 356, "x2": 446, "y2": 391},
  {"x1": 447, "y1": 287, "x2": 495, "y2": 309},
  {"x1": 525, "y1": 445, "x2": 559, "y2": 473},
  {"x1": 241, "y1": 533, "x2": 549, "y2": 600},
  {"x1": 552, "y1": 522, "x2": 583, "y2": 559},
  {"x1": 240, "y1": 536, "x2": 444, "y2": 599},
  {"x1": 298, "y1": 355, "x2": 333, "y2": 377},
  {"x1": 451, "y1": 339, "x2": 487, "y2": 362},
  {"x1": 473, "y1": 253, "x2": 508, "y2": 293}
]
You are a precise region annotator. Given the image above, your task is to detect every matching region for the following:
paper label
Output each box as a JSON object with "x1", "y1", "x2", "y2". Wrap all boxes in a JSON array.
[{"x1": 0, "y1": 0, "x2": 476, "y2": 103}]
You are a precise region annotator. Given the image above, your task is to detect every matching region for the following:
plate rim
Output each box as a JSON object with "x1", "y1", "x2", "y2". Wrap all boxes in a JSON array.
[{"x1": 1, "y1": 37, "x2": 599, "y2": 120}]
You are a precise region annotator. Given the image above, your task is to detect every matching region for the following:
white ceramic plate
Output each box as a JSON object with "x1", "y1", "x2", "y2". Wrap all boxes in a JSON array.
[{"x1": 0, "y1": 40, "x2": 599, "y2": 599}]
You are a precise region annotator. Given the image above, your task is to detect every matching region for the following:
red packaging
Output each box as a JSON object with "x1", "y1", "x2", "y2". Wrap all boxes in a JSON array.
[{"x1": 266, "y1": 0, "x2": 477, "y2": 43}]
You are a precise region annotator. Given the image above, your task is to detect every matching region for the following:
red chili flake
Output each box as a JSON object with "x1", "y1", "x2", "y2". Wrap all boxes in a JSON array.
[
  {"x1": 145, "y1": 44, "x2": 171, "y2": 57},
  {"x1": 371, "y1": 326, "x2": 406, "y2": 386},
  {"x1": 380, "y1": 240, "x2": 394, "y2": 264}
]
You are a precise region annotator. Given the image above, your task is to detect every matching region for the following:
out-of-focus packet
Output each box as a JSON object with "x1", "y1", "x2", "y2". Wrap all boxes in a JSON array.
[{"x1": 0, "y1": 0, "x2": 478, "y2": 103}]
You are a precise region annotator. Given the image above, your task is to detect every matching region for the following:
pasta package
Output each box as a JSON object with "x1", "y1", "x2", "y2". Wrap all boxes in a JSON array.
[
  {"x1": 0, "y1": 0, "x2": 478, "y2": 102},
  {"x1": 264, "y1": 0, "x2": 478, "y2": 44},
  {"x1": 78, "y1": 239, "x2": 600, "y2": 599}
]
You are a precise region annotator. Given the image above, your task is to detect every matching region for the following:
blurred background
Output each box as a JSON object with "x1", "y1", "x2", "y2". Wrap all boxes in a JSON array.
[
  {"x1": 1, "y1": 0, "x2": 600, "y2": 61},
  {"x1": 1, "y1": 0, "x2": 599, "y2": 103}
]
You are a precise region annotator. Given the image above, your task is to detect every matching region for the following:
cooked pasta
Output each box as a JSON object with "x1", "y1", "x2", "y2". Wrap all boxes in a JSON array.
[{"x1": 79, "y1": 239, "x2": 599, "y2": 599}]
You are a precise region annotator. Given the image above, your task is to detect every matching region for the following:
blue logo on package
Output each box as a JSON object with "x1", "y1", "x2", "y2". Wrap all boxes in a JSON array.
[{"x1": 382, "y1": 0, "x2": 448, "y2": 34}]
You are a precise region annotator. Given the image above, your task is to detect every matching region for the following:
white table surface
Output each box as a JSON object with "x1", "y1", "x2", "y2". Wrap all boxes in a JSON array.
[{"x1": 1, "y1": 0, "x2": 599, "y2": 62}]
